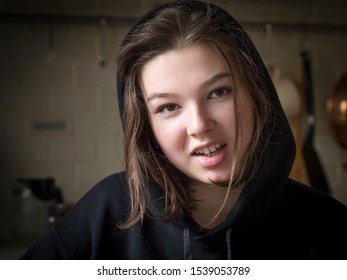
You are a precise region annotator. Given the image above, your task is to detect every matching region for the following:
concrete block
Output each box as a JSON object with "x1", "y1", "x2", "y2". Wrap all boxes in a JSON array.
[
  {"x1": 98, "y1": 135, "x2": 124, "y2": 164},
  {"x1": 235, "y1": 1, "x2": 274, "y2": 22},
  {"x1": 0, "y1": 0, "x2": 50, "y2": 14},
  {"x1": 0, "y1": 138, "x2": 49, "y2": 161},
  {"x1": 313, "y1": 3, "x2": 347, "y2": 24},
  {"x1": 99, "y1": 88, "x2": 118, "y2": 112},
  {"x1": 75, "y1": 63, "x2": 115, "y2": 87},
  {"x1": 25, "y1": 63, "x2": 72, "y2": 87},
  {"x1": 23, "y1": 23, "x2": 49, "y2": 37},
  {"x1": 0, "y1": 112, "x2": 29, "y2": 136},
  {"x1": 274, "y1": 2, "x2": 313, "y2": 23},
  {"x1": 51, "y1": 88, "x2": 97, "y2": 111},
  {"x1": 53, "y1": 138, "x2": 97, "y2": 162},
  {"x1": 97, "y1": 0, "x2": 144, "y2": 17},
  {"x1": 1, "y1": 37, "x2": 48, "y2": 62},
  {"x1": 47, "y1": 0, "x2": 97, "y2": 15},
  {"x1": 0, "y1": 22, "x2": 24, "y2": 36},
  {"x1": 75, "y1": 112, "x2": 120, "y2": 136},
  {"x1": 50, "y1": 24, "x2": 74, "y2": 41},
  {"x1": 0, "y1": 63, "x2": 25, "y2": 87},
  {"x1": 48, "y1": 38, "x2": 96, "y2": 62},
  {"x1": 0, "y1": 87, "x2": 49, "y2": 112}
]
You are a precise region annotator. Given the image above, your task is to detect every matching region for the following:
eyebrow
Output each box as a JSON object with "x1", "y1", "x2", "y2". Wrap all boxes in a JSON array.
[
  {"x1": 200, "y1": 72, "x2": 233, "y2": 90},
  {"x1": 146, "y1": 72, "x2": 233, "y2": 104},
  {"x1": 146, "y1": 92, "x2": 178, "y2": 104}
]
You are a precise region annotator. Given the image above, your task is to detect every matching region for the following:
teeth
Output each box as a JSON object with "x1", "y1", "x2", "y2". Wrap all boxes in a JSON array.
[
  {"x1": 210, "y1": 146, "x2": 217, "y2": 153},
  {"x1": 196, "y1": 144, "x2": 222, "y2": 155}
]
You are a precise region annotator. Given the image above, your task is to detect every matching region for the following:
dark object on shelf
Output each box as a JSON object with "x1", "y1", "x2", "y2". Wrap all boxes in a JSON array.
[
  {"x1": 16, "y1": 177, "x2": 63, "y2": 203},
  {"x1": 14, "y1": 177, "x2": 73, "y2": 226}
]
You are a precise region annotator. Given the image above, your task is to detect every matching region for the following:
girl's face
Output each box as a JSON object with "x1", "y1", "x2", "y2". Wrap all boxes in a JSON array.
[{"x1": 140, "y1": 44, "x2": 255, "y2": 186}]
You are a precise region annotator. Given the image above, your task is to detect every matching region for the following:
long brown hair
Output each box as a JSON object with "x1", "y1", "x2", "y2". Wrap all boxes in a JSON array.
[{"x1": 117, "y1": 0, "x2": 273, "y2": 229}]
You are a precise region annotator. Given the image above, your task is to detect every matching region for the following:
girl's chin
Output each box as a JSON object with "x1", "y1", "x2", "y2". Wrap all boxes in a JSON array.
[
  {"x1": 207, "y1": 177, "x2": 230, "y2": 186},
  {"x1": 190, "y1": 174, "x2": 231, "y2": 187}
]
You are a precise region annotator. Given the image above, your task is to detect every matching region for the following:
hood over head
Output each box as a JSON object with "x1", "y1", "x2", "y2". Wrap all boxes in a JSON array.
[{"x1": 117, "y1": 0, "x2": 296, "y2": 258}]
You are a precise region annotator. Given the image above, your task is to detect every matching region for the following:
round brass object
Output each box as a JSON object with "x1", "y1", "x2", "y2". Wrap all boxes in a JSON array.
[{"x1": 327, "y1": 73, "x2": 347, "y2": 149}]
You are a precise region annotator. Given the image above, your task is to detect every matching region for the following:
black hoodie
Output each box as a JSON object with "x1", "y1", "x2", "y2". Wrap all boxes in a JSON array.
[{"x1": 21, "y1": 0, "x2": 347, "y2": 260}]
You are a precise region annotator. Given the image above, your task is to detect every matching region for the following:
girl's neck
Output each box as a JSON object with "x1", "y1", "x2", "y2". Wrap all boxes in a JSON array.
[{"x1": 188, "y1": 182, "x2": 243, "y2": 229}]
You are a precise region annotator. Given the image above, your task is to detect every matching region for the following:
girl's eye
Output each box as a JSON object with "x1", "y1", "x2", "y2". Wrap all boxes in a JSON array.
[
  {"x1": 158, "y1": 104, "x2": 180, "y2": 114},
  {"x1": 210, "y1": 87, "x2": 232, "y2": 98}
]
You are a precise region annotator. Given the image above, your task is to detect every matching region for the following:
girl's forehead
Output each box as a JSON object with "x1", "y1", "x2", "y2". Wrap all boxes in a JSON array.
[{"x1": 140, "y1": 45, "x2": 232, "y2": 96}]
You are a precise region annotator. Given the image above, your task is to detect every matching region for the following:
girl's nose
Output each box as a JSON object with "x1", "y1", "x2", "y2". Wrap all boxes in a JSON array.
[{"x1": 186, "y1": 105, "x2": 216, "y2": 137}]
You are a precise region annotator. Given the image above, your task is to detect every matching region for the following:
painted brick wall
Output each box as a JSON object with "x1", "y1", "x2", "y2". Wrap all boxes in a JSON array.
[{"x1": 1, "y1": 0, "x2": 346, "y2": 242}]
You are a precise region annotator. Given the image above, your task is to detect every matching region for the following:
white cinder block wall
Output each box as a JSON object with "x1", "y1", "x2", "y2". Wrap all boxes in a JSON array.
[{"x1": 1, "y1": 0, "x2": 347, "y2": 242}]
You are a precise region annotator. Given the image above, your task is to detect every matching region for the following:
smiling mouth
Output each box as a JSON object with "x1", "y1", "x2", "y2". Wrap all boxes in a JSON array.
[{"x1": 193, "y1": 144, "x2": 226, "y2": 157}]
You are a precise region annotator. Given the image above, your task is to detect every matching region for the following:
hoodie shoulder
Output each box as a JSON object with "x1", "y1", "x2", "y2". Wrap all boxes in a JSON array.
[
  {"x1": 20, "y1": 172, "x2": 131, "y2": 260},
  {"x1": 283, "y1": 179, "x2": 347, "y2": 216},
  {"x1": 69, "y1": 171, "x2": 131, "y2": 221},
  {"x1": 58, "y1": 171, "x2": 131, "y2": 230},
  {"x1": 81, "y1": 172, "x2": 129, "y2": 206},
  {"x1": 233, "y1": 179, "x2": 347, "y2": 259}
]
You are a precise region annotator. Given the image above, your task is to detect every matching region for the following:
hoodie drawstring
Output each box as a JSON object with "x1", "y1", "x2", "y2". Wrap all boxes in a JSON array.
[
  {"x1": 225, "y1": 227, "x2": 232, "y2": 260},
  {"x1": 183, "y1": 227, "x2": 192, "y2": 260}
]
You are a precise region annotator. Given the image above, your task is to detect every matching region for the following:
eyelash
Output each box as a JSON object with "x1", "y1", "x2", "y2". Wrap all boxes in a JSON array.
[
  {"x1": 209, "y1": 87, "x2": 232, "y2": 98},
  {"x1": 157, "y1": 104, "x2": 180, "y2": 114},
  {"x1": 156, "y1": 87, "x2": 233, "y2": 114}
]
